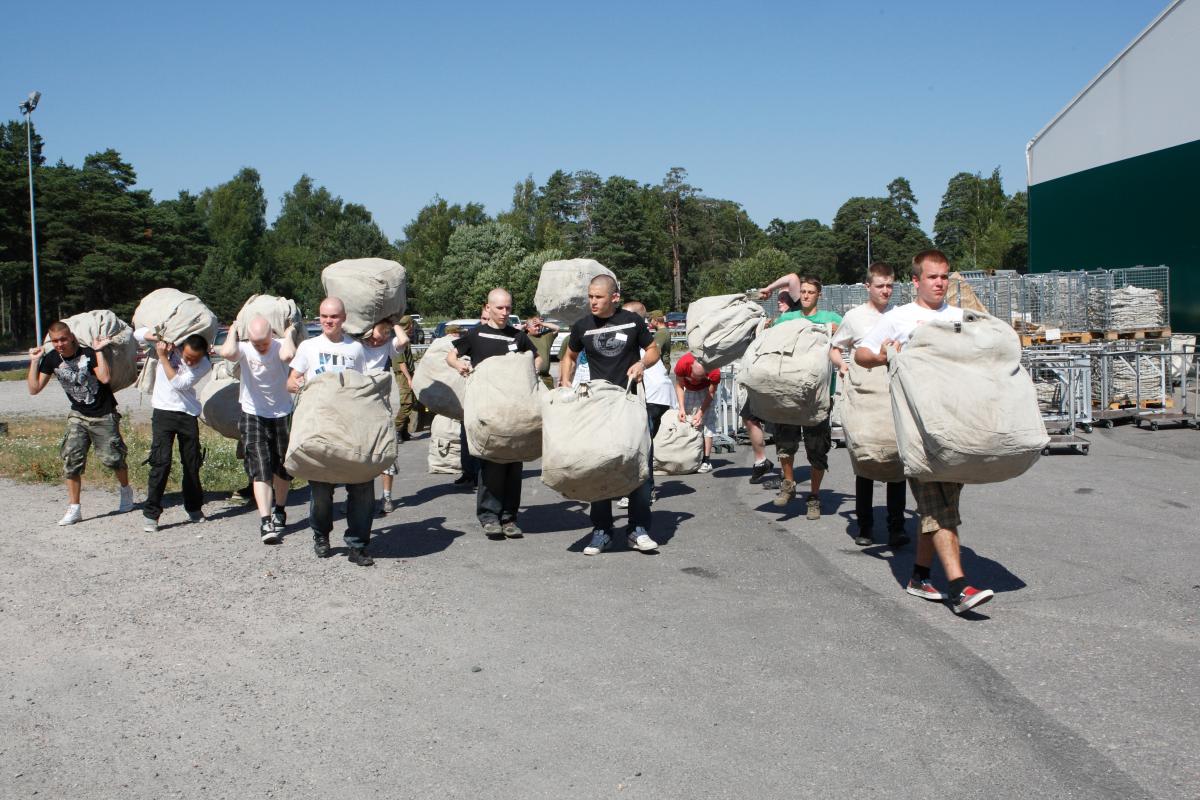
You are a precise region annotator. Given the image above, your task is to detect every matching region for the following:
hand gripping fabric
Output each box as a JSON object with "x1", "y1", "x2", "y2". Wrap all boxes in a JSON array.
[
  {"x1": 48, "y1": 310, "x2": 139, "y2": 393},
  {"x1": 840, "y1": 360, "x2": 905, "y2": 482},
  {"x1": 412, "y1": 336, "x2": 467, "y2": 420},
  {"x1": 233, "y1": 294, "x2": 306, "y2": 350},
  {"x1": 534, "y1": 258, "x2": 616, "y2": 324},
  {"x1": 284, "y1": 370, "x2": 397, "y2": 484},
  {"x1": 321, "y1": 258, "x2": 407, "y2": 337},
  {"x1": 739, "y1": 318, "x2": 832, "y2": 426},
  {"x1": 652, "y1": 415, "x2": 704, "y2": 475},
  {"x1": 464, "y1": 352, "x2": 546, "y2": 463},
  {"x1": 131, "y1": 288, "x2": 219, "y2": 395},
  {"x1": 685, "y1": 293, "x2": 766, "y2": 369}
]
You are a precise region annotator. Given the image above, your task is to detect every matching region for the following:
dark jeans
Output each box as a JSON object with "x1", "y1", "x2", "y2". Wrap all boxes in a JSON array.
[
  {"x1": 309, "y1": 480, "x2": 374, "y2": 549},
  {"x1": 477, "y1": 460, "x2": 522, "y2": 525},
  {"x1": 144, "y1": 409, "x2": 203, "y2": 520},
  {"x1": 590, "y1": 408, "x2": 656, "y2": 533},
  {"x1": 459, "y1": 423, "x2": 479, "y2": 483},
  {"x1": 855, "y1": 476, "x2": 906, "y2": 533}
]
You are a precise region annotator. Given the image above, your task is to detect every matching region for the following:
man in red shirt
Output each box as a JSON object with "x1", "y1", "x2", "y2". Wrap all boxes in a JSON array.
[{"x1": 673, "y1": 352, "x2": 720, "y2": 473}]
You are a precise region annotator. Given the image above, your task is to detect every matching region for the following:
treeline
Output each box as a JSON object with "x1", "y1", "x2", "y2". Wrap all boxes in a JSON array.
[{"x1": 0, "y1": 119, "x2": 1027, "y2": 342}]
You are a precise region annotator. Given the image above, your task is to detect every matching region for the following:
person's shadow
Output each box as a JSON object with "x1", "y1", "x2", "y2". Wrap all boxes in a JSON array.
[
  {"x1": 864, "y1": 542, "x2": 1026, "y2": 620},
  {"x1": 515, "y1": 499, "x2": 591, "y2": 535},
  {"x1": 368, "y1": 515, "x2": 463, "y2": 559}
]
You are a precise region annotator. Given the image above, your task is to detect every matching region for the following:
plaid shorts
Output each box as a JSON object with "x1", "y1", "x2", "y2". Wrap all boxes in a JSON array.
[
  {"x1": 61, "y1": 410, "x2": 127, "y2": 478},
  {"x1": 682, "y1": 388, "x2": 717, "y2": 436},
  {"x1": 908, "y1": 479, "x2": 963, "y2": 534},
  {"x1": 773, "y1": 417, "x2": 831, "y2": 471},
  {"x1": 238, "y1": 412, "x2": 291, "y2": 482}
]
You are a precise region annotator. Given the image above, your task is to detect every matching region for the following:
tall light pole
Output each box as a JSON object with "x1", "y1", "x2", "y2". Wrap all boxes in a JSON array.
[
  {"x1": 19, "y1": 91, "x2": 42, "y2": 344},
  {"x1": 862, "y1": 213, "x2": 876, "y2": 269}
]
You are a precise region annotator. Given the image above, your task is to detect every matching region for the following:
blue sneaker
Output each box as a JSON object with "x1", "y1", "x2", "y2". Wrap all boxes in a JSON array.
[{"x1": 583, "y1": 529, "x2": 612, "y2": 556}]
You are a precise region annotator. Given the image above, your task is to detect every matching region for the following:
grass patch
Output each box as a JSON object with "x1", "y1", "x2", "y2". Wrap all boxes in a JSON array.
[
  {"x1": 0, "y1": 417, "x2": 252, "y2": 493},
  {"x1": 0, "y1": 368, "x2": 28, "y2": 382}
]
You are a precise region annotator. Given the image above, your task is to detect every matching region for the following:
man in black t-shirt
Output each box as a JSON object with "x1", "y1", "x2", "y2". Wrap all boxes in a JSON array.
[
  {"x1": 560, "y1": 274, "x2": 661, "y2": 556},
  {"x1": 27, "y1": 320, "x2": 134, "y2": 526},
  {"x1": 447, "y1": 288, "x2": 539, "y2": 539}
]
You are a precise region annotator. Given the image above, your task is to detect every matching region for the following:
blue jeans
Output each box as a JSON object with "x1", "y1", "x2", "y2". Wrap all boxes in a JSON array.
[{"x1": 309, "y1": 480, "x2": 375, "y2": 549}]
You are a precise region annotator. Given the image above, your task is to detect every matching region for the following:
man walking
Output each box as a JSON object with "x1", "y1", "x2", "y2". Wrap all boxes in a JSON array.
[
  {"x1": 446, "y1": 288, "x2": 538, "y2": 540},
  {"x1": 559, "y1": 275, "x2": 661, "y2": 555},
  {"x1": 287, "y1": 297, "x2": 375, "y2": 567},
  {"x1": 132, "y1": 328, "x2": 212, "y2": 532},
  {"x1": 855, "y1": 249, "x2": 994, "y2": 615},
  {"x1": 218, "y1": 316, "x2": 297, "y2": 544},
  {"x1": 27, "y1": 321, "x2": 134, "y2": 525},
  {"x1": 831, "y1": 262, "x2": 909, "y2": 549}
]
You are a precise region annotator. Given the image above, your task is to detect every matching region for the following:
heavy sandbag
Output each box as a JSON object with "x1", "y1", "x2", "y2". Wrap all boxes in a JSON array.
[
  {"x1": 199, "y1": 360, "x2": 242, "y2": 441},
  {"x1": 540, "y1": 379, "x2": 650, "y2": 502},
  {"x1": 739, "y1": 319, "x2": 832, "y2": 426},
  {"x1": 463, "y1": 352, "x2": 545, "y2": 463},
  {"x1": 652, "y1": 416, "x2": 704, "y2": 475},
  {"x1": 412, "y1": 336, "x2": 467, "y2": 420},
  {"x1": 841, "y1": 361, "x2": 905, "y2": 483},
  {"x1": 285, "y1": 370, "x2": 396, "y2": 484},
  {"x1": 534, "y1": 259, "x2": 616, "y2": 324},
  {"x1": 428, "y1": 414, "x2": 462, "y2": 474},
  {"x1": 685, "y1": 293, "x2": 766, "y2": 369},
  {"x1": 132, "y1": 289, "x2": 219, "y2": 395},
  {"x1": 890, "y1": 310, "x2": 1048, "y2": 484},
  {"x1": 233, "y1": 294, "x2": 306, "y2": 348},
  {"x1": 47, "y1": 310, "x2": 139, "y2": 393},
  {"x1": 321, "y1": 258, "x2": 407, "y2": 337}
]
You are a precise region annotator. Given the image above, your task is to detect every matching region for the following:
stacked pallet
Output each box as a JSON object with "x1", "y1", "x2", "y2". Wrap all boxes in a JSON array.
[{"x1": 1087, "y1": 286, "x2": 1164, "y2": 331}]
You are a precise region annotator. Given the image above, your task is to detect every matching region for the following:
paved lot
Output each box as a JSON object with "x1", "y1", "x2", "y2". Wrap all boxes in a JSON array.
[{"x1": 0, "y1": 412, "x2": 1196, "y2": 799}]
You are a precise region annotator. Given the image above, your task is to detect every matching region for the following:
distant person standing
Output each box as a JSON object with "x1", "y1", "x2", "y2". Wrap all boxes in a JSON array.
[
  {"x1": 649, "y1": 311, "x2": 673, "y2": 371},
  {"x1": 392, "y1": 315, "x2": 417, "y2": 442},
  {"x1": 524, "y1": 315, "x2": 561, "y2": 390},
  {"x1": 27, "y1": 321, "x2": 135, "y2": 525},
  {"x1": 361, "y1": 318, "x2": 410, "y2": 516}
]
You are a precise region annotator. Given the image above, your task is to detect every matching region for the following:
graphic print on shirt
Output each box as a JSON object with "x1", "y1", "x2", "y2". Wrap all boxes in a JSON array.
[
  {"x1": 315, "y1": 351, "x2": 351, "y2": 375},
  {"x1": 54, "y1": 353, "x2": 100, "y2": 407},
  {"x1": 585, "y1": 322, "x2": 635, "y2": 358}
]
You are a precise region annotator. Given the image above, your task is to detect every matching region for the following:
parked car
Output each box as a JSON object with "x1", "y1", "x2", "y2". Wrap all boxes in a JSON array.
[
  {"x1": 208, "y1": 325, "x2": 230, "y2": 362},
  {"x1": 432, "y1": 319, "x2": 481, "y2": 340},
  {"x1": 666, "y1": 312, "x2": 687, "y2": 329}
]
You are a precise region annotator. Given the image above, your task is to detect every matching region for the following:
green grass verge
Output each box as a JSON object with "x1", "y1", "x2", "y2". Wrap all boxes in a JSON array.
[{"x1": 0, "y1": 368, "x2": 28, "y2": 382}]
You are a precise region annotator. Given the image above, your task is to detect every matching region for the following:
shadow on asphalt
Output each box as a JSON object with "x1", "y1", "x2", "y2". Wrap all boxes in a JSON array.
[
  {"x1": 864, "y1": 542, "x2": 1027, "y2": 598},
  {"x1": 753, "y1": 489, "x2": 853, "y2": 522},
  {"x1": 516, "y1": 499, "x2": 591, "y2": 534},
  {"x1": 562, "y1": 509, "x2": 696, "y2": 552},
  {"x1": 369, "y1": 515, "x2": 463, "y2": 559}
]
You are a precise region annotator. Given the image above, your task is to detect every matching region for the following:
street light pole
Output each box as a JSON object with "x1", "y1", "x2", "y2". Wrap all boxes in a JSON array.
[
  {"x1": 863, "y1": 216, "x2": 873, "y2": 269},
  {"x1": 20, "y1": 91, "x2": 42, "y2": 345}
]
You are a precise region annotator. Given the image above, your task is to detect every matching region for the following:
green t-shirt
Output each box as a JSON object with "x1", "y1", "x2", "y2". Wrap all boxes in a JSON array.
[
  {"x1": 528, "y1": 330, "x2": 555, "y2": 376},
  {"x1": 653, "y1": 327, "x2": 673, "y2": 371},
  {"x1": 774, "y1": 308, "x2": 841, "y2": 396}
]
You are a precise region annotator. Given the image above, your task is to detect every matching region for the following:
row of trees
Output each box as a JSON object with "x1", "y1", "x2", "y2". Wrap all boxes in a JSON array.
[{"x1": 0, "y1": 118, "x2": 1028, "y2": 343}]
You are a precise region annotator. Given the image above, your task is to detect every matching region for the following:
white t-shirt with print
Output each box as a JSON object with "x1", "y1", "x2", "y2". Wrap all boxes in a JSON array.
[
  {"x1": 237, "y1": 339, "x2": 292, "y2": 418},
  {"x1": 289, "y1": 334, "x2": 366, "y2": 381},
  {"x1": 860, "y1": 302, "x2": 965, "y2": 352}
]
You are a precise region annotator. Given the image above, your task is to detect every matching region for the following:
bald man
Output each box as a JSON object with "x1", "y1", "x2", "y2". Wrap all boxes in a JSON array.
[
  {"x1": 219, "y1": 314, "x2": 298, "y2": 544},
  {"x1": 447, "y1": 288, "x2": 539, "y2": 539},
  {"x1": 287, "y1": 297, "x2": 375, "y2": 566}
]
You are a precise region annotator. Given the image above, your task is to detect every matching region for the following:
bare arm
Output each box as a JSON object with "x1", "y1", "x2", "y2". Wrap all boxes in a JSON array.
[
  {"x1": 91, "y1": 337, "x2": 113, "y2": 385},
  {"x1": 627, "y1": 341, "x2": 660, "y2": 381},
  {"x1": 26, "y1": 347, "x2": 50, "y2": 395},
  {"x1": 287, "y1": 368, "x2": 304, "y2": 394},
  {"x1": 830, "y1": 346, "x2": 849, "y2": 377},
  {"x1": 156, "y1": 341, "x2": 178, "y2": 381},
  {"x1": 854, "y1": 342, "x2": 896, "y2": 369},
  {"x1": 675, "y1": 382, "x2": 687, "y2": 421},
  {"x1": 277, "y1": 325, "x2": 298, "y2": 363},
  {"x1": 218, "y1": 325, "x2": 240, "y2": 361},
  {"x1": 392, "y1": 323, "x2": 410, "y2": 351},
  {"x1": 757, "y1": 273, "x2": 801, "y2": 300},
  {"x1": 559, "y1": 348, "x2": 578, "y2": 388},
  {"x1": 446, "y1": 346, "x2": 471, "y2": 377}
]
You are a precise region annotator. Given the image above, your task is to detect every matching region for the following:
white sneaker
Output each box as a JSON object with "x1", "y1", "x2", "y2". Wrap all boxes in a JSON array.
[
  {"x1": 117, "y1": 485, "x2": 134, "y2": 513},
  {"x1": 58, "y1": 505, "x2": 82, "y2": 526},
  {"x1": 628, "y1": 531, "x2": 659, "y2": 552},
  {"x1": 143, "y1": 518, "x2": 158, "y2": 533},
  {"x1": 616, "y1": 497, "x2": 630, "y2": 509},
  {"x1": 697, "y1": 461, "x2": 714, "y2": 473}
]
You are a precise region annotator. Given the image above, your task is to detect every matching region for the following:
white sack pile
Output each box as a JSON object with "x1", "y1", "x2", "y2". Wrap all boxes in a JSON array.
[
  {"x1": 464, "y1": 352, "x2": 545, "y2": 463},
  {"x1": 652, "y1": 416, "x2": 704, "y2": 476},
  {"x1": 412, "y1": 336, "x2": 467, "y2": 420},
  {"x1": 738, "y1": 319, "x2": 832, "y2": 426},
  {"x1": 1088, "y1": 286, "x2": 1164, "y2": 331},
  {"x1": 428, "y1": 415, "x2": 462, "y2": 474},
  {"x1": 285, "y1": 370, "x2": 396, "y2": 484},
  {"x1": 199, "y1": 360, "x2": 242, "y2": 440},
  {"x1": 685, "y1": 293, "x2": 766, "y2": 369},
  {"x1": 321, "y1": 258, "x2": 407, "y2": 337},
  {"x1": 534, "y1": 259, "x2": 616, "y2": 324},
  {"x1": 48, "y1": 310, "x2": 139, "y2": 393},
  {"x1": 1090, "y1": 350, "x2": 1163, "y2": 406}
]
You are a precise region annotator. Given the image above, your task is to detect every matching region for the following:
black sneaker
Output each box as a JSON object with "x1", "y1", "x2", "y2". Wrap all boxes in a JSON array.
[
  {"x1": 398, "y1": 427, "x2": 412, "y2": 442},
  {"x1": 313, "y1": 535, "x2": 331, "y2": 558},
  {"x1": 749, "y1": 459, "x2": 774, "y2": 484},
  {"x1": 347, "y1": 547, "x2": 375, "y2": 567},
  {"x1": 854, "y1": 530, "x2": 874, "y2": 547},
  {"x1": 260, "y1": 519, "x2": 281, "y2": 545},
  {"x1": 271, "y1": 509, "x2": 286, "y2": 530}
]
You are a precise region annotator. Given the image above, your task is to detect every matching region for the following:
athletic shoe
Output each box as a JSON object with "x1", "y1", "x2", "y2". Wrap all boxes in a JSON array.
[
  {"x1": 772, "y1": 479, "x2": 796, "y2": 507},
  {"x1": 749, "y1": 459, "x2": 774, "y2": 484},
  {"x1": 616, "y1": 497, "x2": 630, "y2": 509},
  {"x1": 951, "y1": 586, "x2": 995, "y2": 615},
  {"x1": 313, "y1": 535, "x2": 331, "y2": 558},
  {"x1": 697, "y1": 461, "x2": 714, "y2": 474},
  {"x1": 347, "y1": 547, "x2": 375, "y2": 567},
  {"x1": 58, "y1": 505, "x2": 82, "y2": 526},
  {"x1": 482, "y1": 521, "x2": 504, "y2": 539},
  {"x1": 398, "y1": 427, "x2": 412, "y2": 442},
  {"x1": 583, "y1": 529, "x2": 612, "y2": 556},
  {"x1": 502, "y1": 522, "x2": 523, "y2": 539},
  {"x1": 272, "y1": 509, "x2": 287, "y2": 530},
  {"x1": 887, "y1": 531, "x2": 910, "y2": 548},
  {"x1": 377, "y1": 497, "x2": 395, "y2": 517},
  {"x1": 854, "y1": 530, "x2": 874, "y2": 547},
  {"x1": 905, "y1": 578, "x2": 945, "y2": 601},
  {"x1": 187, "y1": 511, "x2": 206, "y2": 524},
  {"x1": 453, "y1": 474, "x2": 474, "y2": 486},
  {"x1": 143, "y1": 518, "x2": 158, "y2": 533},
  {"x1": 627, "y1": 530, "x2": 659, "y2": 552},
  {"x1": 260, "y1": 520, "x2": 281, "y2": 545},
  {"x1": 761, "y1": 477, "x2": 781, "y2": 491},
  {"x1": 651, "y1": 488, "x2": 659, "y2": 505},
  {"x1": 117, "y1": 486, "x2": 135, "y2": 513},
  {"x1": 806, "y1": 495, "x2": 821, "y2": 520}
]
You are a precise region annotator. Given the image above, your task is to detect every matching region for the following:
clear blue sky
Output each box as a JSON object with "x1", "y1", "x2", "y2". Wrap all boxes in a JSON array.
[{"x1": 2, "y1": 0, "x2": 1169, "y2": 241}]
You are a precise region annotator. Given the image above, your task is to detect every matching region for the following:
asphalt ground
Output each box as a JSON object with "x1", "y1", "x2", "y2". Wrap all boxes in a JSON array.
[{"x1": 0, "y1": 400, "x2": 1196, "y2": 799}]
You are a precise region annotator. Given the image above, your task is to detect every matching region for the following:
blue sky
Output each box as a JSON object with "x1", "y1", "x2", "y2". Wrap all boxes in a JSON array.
[{"x1": 2, "y1": 0, "x2": 1169, "y2": 241}]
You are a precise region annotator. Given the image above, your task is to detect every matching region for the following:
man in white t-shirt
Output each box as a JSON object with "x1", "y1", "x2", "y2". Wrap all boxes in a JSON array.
[
  {"x1": 218, "y1": 316, "x2": 298, "y2": 545},
  {"x1": 287, "y1": 297, "x2": 375, "y2": 567},
  {"x1": 360, "y1": 318, "x2": 411, "y2": 515},
  {"x1": 831, "y1": 262, "x2": 909, "y2": 550},
  {"x1": 856, "y1": 249, "x2": 993, "y2": 615}
]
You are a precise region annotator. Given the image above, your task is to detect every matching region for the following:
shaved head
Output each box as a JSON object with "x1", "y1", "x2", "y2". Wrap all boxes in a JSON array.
[
  {"x1": 622, "y1": 301, "x2": 646, "y2": 316},
  {"x1": 319, "y1": 297, "x2": 346, "y2": 317},
  {"x1": 487, "y1": 288, "x2": 513, "y2": 307},
  {"x1": 247, "y1": 316, "x2": 271, "y2": 342},
  {"x1": 317, "y1": 297, "x2": 346, "y2": 340},
  {"x1": 589, "y1": 274, "x2": 618, "y2": 295}
]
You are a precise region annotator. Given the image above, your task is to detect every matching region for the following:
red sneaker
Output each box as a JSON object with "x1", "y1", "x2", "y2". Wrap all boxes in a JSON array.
[
  {"x1": 951, "y1": 586, "x2": 995, "y2": 615},
  {"x1": 906, "y1": 578, "x2": 945, "y2": 601}
]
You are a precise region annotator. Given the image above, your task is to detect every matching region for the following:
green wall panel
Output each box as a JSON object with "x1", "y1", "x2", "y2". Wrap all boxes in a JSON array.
[{"x1": 1029, "y1": 137, "x2": 1200, "y2": 332}]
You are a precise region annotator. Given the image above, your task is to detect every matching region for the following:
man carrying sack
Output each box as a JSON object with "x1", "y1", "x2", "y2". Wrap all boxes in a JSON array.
[
  {"x1": 559, "y1": 275, "x2": 661, "y2": 556},
  {"x1": 446, "y1": 288, "x2": 538, "y2": 540}
]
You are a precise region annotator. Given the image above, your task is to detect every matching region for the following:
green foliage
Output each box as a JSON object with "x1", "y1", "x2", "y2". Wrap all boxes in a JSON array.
[
  {"x1": 397, "y1": 197, "x2": 489, "y2": 312},
  {"x1": 424, "y1": 221, "x2": 527, "y2": 317},
  {"x1": 832, "y1": 179, "x2": 933, "y2": 282},
  {"x1": 933, "y1": 168, "x2": 1028, "y2": 271}
]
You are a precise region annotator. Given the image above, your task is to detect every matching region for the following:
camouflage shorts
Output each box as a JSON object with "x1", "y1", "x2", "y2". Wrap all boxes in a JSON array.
[{"x1": 61, "y1": 410, "x2": 127, "y2": 478}]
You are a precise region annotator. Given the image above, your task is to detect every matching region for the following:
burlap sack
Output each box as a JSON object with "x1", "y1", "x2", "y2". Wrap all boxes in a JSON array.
[
  {"x1": 412, "y1": 336, "x2": 467, "y2": 420},
  {"x1": 685, "y1": 293, "x2": 766, "y2": 369},
  {"x1": 284, "y1": 370, "x2": 396, "y2": 484},
  {"x1": 428, "y1": 414, "x2": 462, "y2": 474},
  {"x1": 540, "y1": 379, "x2": 650, "y2": 502},
  {"x1": 534, "y1": 259, "x2": 616, "y2": 324},
  {"x1": 132, "y1": 289, "x2": 219, "y2": 395},
  {"x1": 652, "y1": 416, "x2": 704, "y2": 475},
  {"x1": 321, "y1": 258, "x2": 407, "y2": 337},
  {"x1": 841, "y1": 361, "x2": 904, "y2": 482},
  {"x1": 233, "y1": 294, "x2": 305, "y2": 348},
  {"x1": 47, "y1": 310, "x2": 139, "y2": 393},
  {"x1": 199, "y1": 360, "x2": 242, "y2": 441},
  {"x1": 463, "y1": 352, "x2": 545, "y2": 463},
  {"x1": 739, "y1": 319, "x2": 832, "y2": 426},
  {"x1": 890, "y1": 310, "x2": 1048, "y2": 484}
]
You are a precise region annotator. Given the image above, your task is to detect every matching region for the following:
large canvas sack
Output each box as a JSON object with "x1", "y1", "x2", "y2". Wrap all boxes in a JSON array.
[
  {"x1": 321, "y1": 258, "x2": 407, "y2": 337},
  {"x1": 841, "y1": 361, "x2": 905, "y2": 482},
  {"x1": 48, "y1": 310, "x2": 139, "y2": 393},
  {"x1": 739, "y1": 319, "x2": 832, "y2": 426},
  {"x1": 890, "y1": 310, "x2": 1049, "y2": 484},
  {"x1": 428, "y1": 414, "x2": 462, "y2": 474},
  {"x1": 540, "y1": 379, "x2": 650, "y2": 502},
  {"x1": 132, "y1": 289, "x2": 219, "y2": 395},
  {"x1": 234, "y1": 294, "x2": 306, "y2": 348},
  {"x1": 199, "y1": 361, "x2": 242, "y2": 441},
  {"x1": 534, "y1": 259, "x2": 616, "y2": 324},
  {"x1": 464, "y1": 352, "x2": 545, "y2": 463},
  {"x1": 285, "y1": 370, "x2": 396, "y2": 484},
  {"x1": 652, "y1": 416, "x2": 704, "y2": 475},
  {"x1": 412, "y1": 336, "x2": 467, "y2": 420},
  {"x1": 685, "y1": 294, "x2": 766, "y2": 369}
]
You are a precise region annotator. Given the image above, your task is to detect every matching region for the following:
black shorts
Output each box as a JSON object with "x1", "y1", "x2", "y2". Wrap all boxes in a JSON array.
[{"x1": 238, "y1": 412, "x2": 292, "y2": 482}]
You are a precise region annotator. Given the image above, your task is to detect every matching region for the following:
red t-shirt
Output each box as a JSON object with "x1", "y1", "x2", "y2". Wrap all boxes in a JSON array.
[{"x1": 674, "y1": 352, "x2": 720, "y2": 391}]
